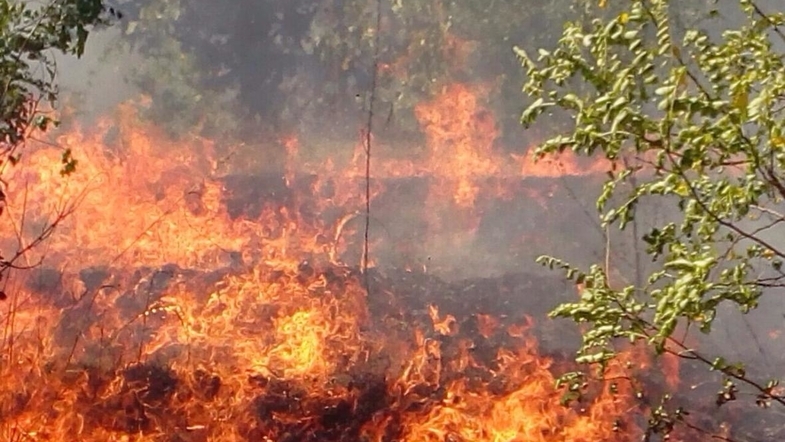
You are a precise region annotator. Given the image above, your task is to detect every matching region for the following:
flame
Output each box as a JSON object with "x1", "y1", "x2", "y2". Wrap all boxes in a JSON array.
[
  {"x1": 0, "y1": 86, "x2": 666, "y2": 440},
  {"x1": 517, "y1": 149, "x2": 614, "y2": 178},
  {"x1": 415, "y1": 83, "x2": 500, "y2": 208},
  {"x1": 395, "y1": 320, "x2": 638, "y2": 442}
]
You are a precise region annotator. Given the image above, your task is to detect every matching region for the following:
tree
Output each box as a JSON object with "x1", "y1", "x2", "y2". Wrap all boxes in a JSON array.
[
  {"x1": 520, "y1": 0, "x2": 785, "y2": 438},
  {"x1": 0, "y1": 0, "x2": 118, "y2": 288},
  {"x1": 114, "y1": 0, "x2": 591, "y2": 144}
]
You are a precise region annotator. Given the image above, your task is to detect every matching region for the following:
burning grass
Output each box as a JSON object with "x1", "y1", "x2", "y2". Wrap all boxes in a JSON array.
[
  {"x1": 0, "y1": 84, "x2": 741, "y2": 440},
  {"x1": 1, "y1": 262, "x2": 647, "y2": 441}
]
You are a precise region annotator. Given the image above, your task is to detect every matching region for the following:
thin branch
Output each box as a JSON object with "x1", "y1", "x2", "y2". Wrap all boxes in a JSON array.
[
  {"x1": 136, "y1": 270, "x2": 162, "y2": 363},
  {"x1": 631, "y1": 303, "x2": 785, "y2": 407},
  {"x1": 0, "y1": 0, "x2": 65, "y2": 106},
  {"x1": 720, "y1": 214, "x2": 785, "y2": 261},
  {"x1": 679, "y1": 420, "x2": 739, "y2": 442},
  {"x1": 751, "y1": 1, "x2": 785, "y2": 45},
  {"x1": 669, "y1": 339, "x2": 785, "y2": 406},
  {"x1": 362, "y1": 0, "x2": 382, "y2": 292},
  {"x1": 744, "y1": 316, "x2": 772, "y2": 374},
  {"x1": 665, "y1": 150, "x2": 785, "y2": 261},
  {"x1": 751, "y1": 204, "x2": 785, "y2": 220},
  {"x1": 605, "y1": 224, "x2": 611, "y2": 279}
]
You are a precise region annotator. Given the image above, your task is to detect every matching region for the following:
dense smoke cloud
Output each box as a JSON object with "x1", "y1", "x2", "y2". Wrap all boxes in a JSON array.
[{"x1": 42, "y1": 1, "x2": 698, "y2": 282}]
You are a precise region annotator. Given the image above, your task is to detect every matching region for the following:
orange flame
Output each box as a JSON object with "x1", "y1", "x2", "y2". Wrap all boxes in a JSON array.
[{"x1": 0, "y1": 87, "x2": 670, "y2": 440}]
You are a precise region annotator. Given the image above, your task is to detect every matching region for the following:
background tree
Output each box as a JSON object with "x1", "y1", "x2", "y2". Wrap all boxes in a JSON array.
[
  {"x1": 521, "y1": 0, "x2": 785, "y2": 439},
  {"x1": 113, "y1": 0, "x2": 597, "y2": 144},
  {"x1": 0, "y1": 0, "x2": 118, "y2": 290}
]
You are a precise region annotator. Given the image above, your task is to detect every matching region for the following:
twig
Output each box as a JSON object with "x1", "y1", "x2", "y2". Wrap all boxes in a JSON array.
[
  {"x1": 751, "y1": 204, "x2": 785, "y2": 220},
  {"x1": 678, "y1": 420, "x2": 739, "y2": 442},
  {"x1": 136, "y1": 270, "x2": 171, "y2": 363},
  {"x1": 740, "y1": 314, "x2": 772, "y2": 372},
  {"x1": 751, "y1": 1, "x2": 785, "y2": 45},
  {"x1": 362, "y1": 0, "x2": 383, "y2": 293},
  {"x1": 63, "y1": 284, "x2": 118, "y2": 369},
  {"x1": 605, "y1": 224, "x2": 611, "y2": 281},
  {"x1": 650, "y1": 314, "x2": 785, "y2": 407},
  {"x1": 662, "y1": 150, "x2": 785, "y2": 261},
  {"x1": 624, "y1": 156, "x2": 644, "y2": 289}
]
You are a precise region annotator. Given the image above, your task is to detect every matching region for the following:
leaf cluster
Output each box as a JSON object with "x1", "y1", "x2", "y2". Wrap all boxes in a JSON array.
[
  {"x1": 521, "y1": 0, "x2": 785, "y2": 420},
  {"x1": 0, "y1": 0, "x2": 118, "y2": 173}
]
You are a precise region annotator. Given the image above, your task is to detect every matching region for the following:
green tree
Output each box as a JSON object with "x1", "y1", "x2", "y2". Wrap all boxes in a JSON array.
[
  {"x1": 521, "y1": 0, "x2": 785, "y2": 438},
  {"x1": 0, "y1": 0, "x2": 118, "y2": 288}
]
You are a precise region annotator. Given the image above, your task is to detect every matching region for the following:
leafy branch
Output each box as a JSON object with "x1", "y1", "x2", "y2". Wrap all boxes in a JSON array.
[{"x1": 521, "y1": 0, "x2": 785, "y2": 439}]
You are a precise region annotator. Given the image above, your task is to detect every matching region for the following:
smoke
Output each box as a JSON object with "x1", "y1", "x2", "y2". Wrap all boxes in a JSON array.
[
  {"x1": 54, "y1": 26, "x2": 140, "y2": 121},
  {"x1": 46, "y1": 0, "x2": 785, "y2": 367},
  {"x1": 42, "y1": 1, "x2": 644, "y2": 284}
]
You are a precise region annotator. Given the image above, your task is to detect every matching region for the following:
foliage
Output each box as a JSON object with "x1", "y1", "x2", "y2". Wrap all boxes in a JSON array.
[
  {"x1": 113, "y1": 0, "x2": 591, "y2": 141},
  {"x1": 520, "y1": 0, "x2": 785, "y2": 437},
  {"x1": 110, "y1": 0, "x2": 239, "y2": 138},
  {"x1": 115, "y1": 0, "x2": 320, "y2": 138},
  {"x1": 0, "y1": 0, "x2": 118, "y2": 292},
  {"x1": 0, "y1": 0, "x2": 118, "y2": 174}
]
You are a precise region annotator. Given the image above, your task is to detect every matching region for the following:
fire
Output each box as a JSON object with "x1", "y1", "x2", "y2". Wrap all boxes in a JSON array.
[
  {"x1": 415, "y1": 83, "x2": 500, "y2": 209},
  {"x1": 0, "y1": 84, "x2": 661, "y2": 440},
  {"x1": 395, "y1": 318, "x2": 637, "y2": 441},
  {"x1": 517, "y1": 148, "x2": 614, "y2": 178},
  {"x1": 3, "y1": 103, "x2": 241, "y2": 270}
]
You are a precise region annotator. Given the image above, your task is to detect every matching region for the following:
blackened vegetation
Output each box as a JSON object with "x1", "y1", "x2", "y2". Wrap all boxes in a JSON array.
[
  {"x1": 70, "y1": 363, "x2": 180, "y2": 433},
  {"x1": 26, "y1": 267, "x2": 67, "y2": 307},
  {"x1": 221, "y1": 173, "x2": 292, "y2": 220},
  {"x1": 247, "y1": 372, "x2": 389, "y2": 441}
]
